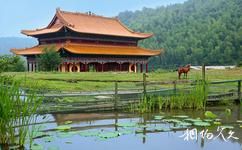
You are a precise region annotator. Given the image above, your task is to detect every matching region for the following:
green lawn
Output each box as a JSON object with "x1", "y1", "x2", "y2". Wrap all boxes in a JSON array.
[{"x1": 4, "y1": 68, "x2": 242, "y2": 92}]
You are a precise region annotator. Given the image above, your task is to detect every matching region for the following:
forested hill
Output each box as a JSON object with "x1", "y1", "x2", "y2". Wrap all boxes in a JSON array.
[{"x1": 118, "y1": 0, "x2": 242, "y2": 68}]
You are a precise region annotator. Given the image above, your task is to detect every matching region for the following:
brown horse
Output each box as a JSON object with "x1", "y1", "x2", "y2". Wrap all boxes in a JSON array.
[{"x1": 178, "y1": 64, "x2": 191, "y2": 79}]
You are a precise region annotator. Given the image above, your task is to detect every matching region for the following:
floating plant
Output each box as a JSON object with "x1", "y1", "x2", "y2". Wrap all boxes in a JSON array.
[
  {"x1": 170, "y1": 126, "x2": 187, "y2": 130},
  {"x1": 178, "y1": 122, "x2": 192, "y2": 127},
  {"x1": 163, "y1": 119, "x2": 181, "y2": 123},
  {"x1": 31, "y1": 143, "x2": 44, "y2": 150},
  {"x1": 64, "y1": 120, "x2": 73, "y2": 125},
  {"x1": 213, "y1": 121, "x2": 222, "y2": 125},
  {"x1": 154, "y1": 115, "x2": 164, "y2": 120},
  {"x1": 79, "y1": 130, "x2": 100, "y2": 137},
  {"x1": 56, "y1": 125, "x2": 71, "y2": 131},
  {"x1": 98, "y1": 131, "x2": 120, "y2": 139},
  {"x1": 118, "y1": 129, "x2": 133, "y2": 135},
  {"x1": 205, "y1": 111, "x2": 217, "y2": 119},
  {"x1": 236, "y1": 120, "x2": 242, "y2": 123},
  {"x1": 225, "y1": 108, "x2": 231, "y2": 116},
  {"x1": 204, "y1": 119, "x2": 214, "y2": 122},
  {"x1": 193, "y1": 121, "x2": 211, "y2": 127},
  {"x1": 184, "y1": 118, "x2": 202, "y2": 123},
  {"x1": 220, "y1": 125, "x2": 234, "y2": 129}
]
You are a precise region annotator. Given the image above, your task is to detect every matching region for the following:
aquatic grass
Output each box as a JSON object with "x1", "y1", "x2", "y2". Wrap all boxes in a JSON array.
[
  {"x1": 132, "y1": 79, "x2": 208, "y2": 112},
  {"x1": 0, "y1": 76, "x2": 42, "y2": 149}
]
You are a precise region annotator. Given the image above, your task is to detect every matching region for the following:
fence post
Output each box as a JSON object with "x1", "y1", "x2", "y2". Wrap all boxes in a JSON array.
[
  {"x1": 143, "y1": 73, "x2": 147, "y2": 97},
  {"x1": 202, "y1": 64, "x2": 206, "y2": 109},
  {"x1": 238, "y1": 80, "x2": 241, "y2": 102},
  {"x1": 173, "y1": 81, "x2": 177, "y2": 95},
  {"x1": 202, "y1": 64, "x2": 206, "y2": 81},
  {"x1": 114, "y1": 81, "x2": 118, "y2": 110}
]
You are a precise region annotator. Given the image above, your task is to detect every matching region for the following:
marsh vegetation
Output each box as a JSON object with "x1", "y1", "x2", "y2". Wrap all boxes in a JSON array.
[{"x1": 0, "y1": 77, "x2": 42, "y2": 149}]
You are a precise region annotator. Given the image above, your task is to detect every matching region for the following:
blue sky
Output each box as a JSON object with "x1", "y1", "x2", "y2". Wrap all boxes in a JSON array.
[{"x1": 0, "y1": 0, "x2": 186, "y2": 37}]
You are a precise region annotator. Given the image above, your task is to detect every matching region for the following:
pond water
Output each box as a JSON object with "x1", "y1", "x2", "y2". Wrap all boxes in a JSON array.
[{"x1": 6, "y1": 105, "x2": 242, "y2": 150}]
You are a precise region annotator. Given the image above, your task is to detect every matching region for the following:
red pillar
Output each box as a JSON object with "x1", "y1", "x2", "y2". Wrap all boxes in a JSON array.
[
  {"x1": 102, "y1": 63, "x2": 104, "y2": 72},
  {"x1": 146, "y1": 63, "x2": 148, "y2": 73},
  {"x1": 119, "y1": 63, "x2": 122, "y2": 71},
  {"x1": 140, "y1": 64, "x2": 143, "y2": 73},
  {"x1": 84, "y1": 63, "x2": 87, "y2": 72},
  {"x1": 32, "y1": 63, "x2": 34, "y2": 72}
]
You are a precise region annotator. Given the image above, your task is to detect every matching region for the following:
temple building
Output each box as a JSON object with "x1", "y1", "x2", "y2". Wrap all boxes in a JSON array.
[{"x1": 11, "y1": 9, "x2": 161, "y2": 73}]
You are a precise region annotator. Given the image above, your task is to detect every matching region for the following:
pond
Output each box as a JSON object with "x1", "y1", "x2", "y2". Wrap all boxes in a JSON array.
[{"x1": 5, "y1": 105, "x2": 242, "y2": 150}]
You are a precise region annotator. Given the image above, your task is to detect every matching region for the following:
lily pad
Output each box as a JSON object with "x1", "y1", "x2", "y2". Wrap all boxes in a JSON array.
[
  {"x1": 213, "y1": 121, "x2": 222, "y2": 125},
  {"x1": 205, "y1": 111, "x2": 217, "y2": 119},
  {"x1": 184, "y1": 118, "x2": 202, "y2": 122},
  {"x1": 171, "y1": 126, "x2": 187, "y2": 130},
  {"x1": 221, "y1": 125, "x2": 234, "y2": 129},
  {"x1": 31, "y1": 143, "x2": 44, "y2": 150},
  {"x1": 118, "y1": 130, "x2": 133, "y2": 135},
  {"x1": 225, "y1": 108, "x2": 231, "y2": 116},
  {"x1": 64, "y1": 121, "x2": 73, "y2": 125},
  {"x1": 193, "y1": 121, "x2": 211, "y2": 127},
  {"x1": 163, "y1": 119, "x2": 181, "y2": 123},
  {"x1": 154, "y1": 116, "x2": 164, "y2": 120},
  {"x1": 236, "y1": 120, "x2": 242, "y2": 123},
  {"x1": 135, "y1": 129, "x2": 144, "y2": 133},
  {"x1": 43, "y1": 136, "x2": 54, "y2": 142},
  {"x1": 32, "y1": 131, "x2": 44, "y2": 138},
  {"x1": 116, "y1": 122, "x2": 136, "y2": 127},
  {"x1": 178, "y1": 122, "x2": 192, "y2": 126},
  {"x1": 204, "y1": 119, "x2": 214, "y2": 122},
  {"x1": 79, "y1": 131, "x2": 100, "y2": 137},
  {"x1": 65, "y1": 141, "x2": 72, "y2": 144},
  {"x1": 56, "y1": 125, "x2": 71, "y2": 130},
  {"x1": 98, "y1": 131, "x2": 120, "y2": 139},
  {"x1": 215, "y1": 119, "x2": 222, "y2": 121}
]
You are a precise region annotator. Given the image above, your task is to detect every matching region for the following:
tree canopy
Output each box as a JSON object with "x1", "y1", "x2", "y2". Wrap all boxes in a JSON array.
[
  {"x1": 118, "y1": 0, "x2": 242, "y2": 68},
  {"x1": 0, "y1": 55, "x2": 25, "y2": 72},
  {"x1": 38, "y1": 46, "x2": 62, "y2": 71}
]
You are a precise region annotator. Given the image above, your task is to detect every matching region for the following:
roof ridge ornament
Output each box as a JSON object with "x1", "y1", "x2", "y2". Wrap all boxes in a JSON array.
[{"x1": 56, "y1": 7, "x2": 61, "y2": 12}]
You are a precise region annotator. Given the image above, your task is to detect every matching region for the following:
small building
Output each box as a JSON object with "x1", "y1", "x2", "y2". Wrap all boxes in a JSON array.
[{"x1": 11, "y1": 9, "x2": 161, "y2": 72}]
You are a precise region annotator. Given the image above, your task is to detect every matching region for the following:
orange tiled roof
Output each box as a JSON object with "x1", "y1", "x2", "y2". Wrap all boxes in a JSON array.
[
  {"x1": 21, "y1": 9, "x2": 153, "y2": 39},
  {"x1": 11, "y1": 43, "x2": 162, "y2": 56}
]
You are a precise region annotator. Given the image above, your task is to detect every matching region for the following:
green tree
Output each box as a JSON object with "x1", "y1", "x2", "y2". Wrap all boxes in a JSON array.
[
  {"x1": 0, "y1": 55, "x2": 25, "y2": 72},
  {"x1": 38, "y1": 46, "x2": 62, "y2": 71}
]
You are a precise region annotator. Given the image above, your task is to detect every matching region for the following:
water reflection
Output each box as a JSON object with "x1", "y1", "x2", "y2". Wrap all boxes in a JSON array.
[{"x1": 49, "y1": 104, "x2": 242, "y2": 150}]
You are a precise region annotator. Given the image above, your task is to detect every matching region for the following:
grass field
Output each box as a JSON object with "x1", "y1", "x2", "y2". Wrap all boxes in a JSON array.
[{"x1": 3, "y1": 68, "x2": 242, "y2": 92}]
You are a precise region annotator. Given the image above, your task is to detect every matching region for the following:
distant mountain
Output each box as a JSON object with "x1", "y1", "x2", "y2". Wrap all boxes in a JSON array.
[
  {"x1": 0, "y1": 37, "x2": 37, "y2": 55},
  {"x1": 118, "y1": 0, "x2": 242, "y2": 68}
]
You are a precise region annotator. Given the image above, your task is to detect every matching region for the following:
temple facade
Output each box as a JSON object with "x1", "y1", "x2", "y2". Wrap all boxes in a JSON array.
[{"x1": 11, "y1": 9, "x2": 161, "y2": 73}]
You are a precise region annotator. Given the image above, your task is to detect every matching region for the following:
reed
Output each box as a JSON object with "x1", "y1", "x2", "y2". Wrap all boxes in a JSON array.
[
  {"x1": 0, "y1": 76, "x2": 42, "y2": 149},
  {"x1": 134, "y1": 80, "x2": 208, "y2": 112}
]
